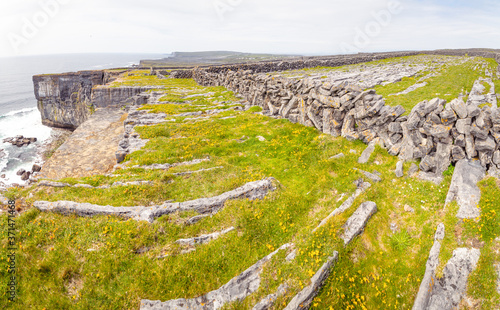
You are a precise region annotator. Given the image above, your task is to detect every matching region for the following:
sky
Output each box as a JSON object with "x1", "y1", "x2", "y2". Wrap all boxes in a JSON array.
[{"x1": 0, "y1": 0, "x2": 499, "y2": 58}]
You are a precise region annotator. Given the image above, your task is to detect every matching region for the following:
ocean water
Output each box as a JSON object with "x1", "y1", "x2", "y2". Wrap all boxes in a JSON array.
[{"x1": 0, "y1": 53, "x2": 164, "y2": 189}]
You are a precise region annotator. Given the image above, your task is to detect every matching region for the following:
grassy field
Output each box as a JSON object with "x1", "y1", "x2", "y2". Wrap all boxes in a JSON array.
[{"x1": 1, "y1": 57, "x2": 499, "y2": 309}]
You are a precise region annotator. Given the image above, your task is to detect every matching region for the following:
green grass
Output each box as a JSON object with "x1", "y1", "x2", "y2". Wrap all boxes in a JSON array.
[
  {"x1": 374, "y1": 57, "x2": 499, "y2": 113},
  {"x1": 2, "y1": 56, "x2": 500, "y2": 309}
]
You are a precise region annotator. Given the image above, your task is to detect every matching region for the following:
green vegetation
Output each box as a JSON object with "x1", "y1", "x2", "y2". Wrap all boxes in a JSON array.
[
  {"x1": 2, "y1": 56, "x2": 499, "y2": 309},
  {"x1": 375, "y1": 57, "x2": 498, "y2": 113}
]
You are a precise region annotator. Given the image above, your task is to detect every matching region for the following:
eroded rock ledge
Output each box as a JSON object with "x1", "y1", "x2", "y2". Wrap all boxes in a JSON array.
[{"x1": 33, "y1": 178, "x2": 275, "y2": 223}]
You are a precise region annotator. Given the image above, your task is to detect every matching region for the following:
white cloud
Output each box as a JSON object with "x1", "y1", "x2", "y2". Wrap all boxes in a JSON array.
[{"x1": 0, "y1": 0, "x2": 498, "y2": 58}]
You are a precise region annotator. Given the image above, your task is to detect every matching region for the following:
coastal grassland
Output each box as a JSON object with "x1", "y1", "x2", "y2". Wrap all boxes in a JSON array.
[
  {"x1": 274, "y1": 54, "x2": 452, "y2": 77},
  {"x1": 1, "y1": 70, "x2": 499, "y2": 310},
  {"x1": 462, "y1": 178, "x2": 500, "y2": 309},
  {"x1": 375, "y1": 57, "x2": 500, "y2": 113}
]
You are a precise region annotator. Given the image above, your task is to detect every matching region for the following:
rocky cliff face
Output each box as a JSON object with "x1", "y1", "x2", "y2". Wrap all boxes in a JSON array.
[
  {"x1": 33, "y1": 70, "x2": 105, "y2": 130},
  {"x1": 33, "y1": 70, "x2": 151, "y2": 130}
]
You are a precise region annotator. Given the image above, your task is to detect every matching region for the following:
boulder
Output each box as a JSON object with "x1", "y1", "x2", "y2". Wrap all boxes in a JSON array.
[
  {"x1": 451, "y1": 146, "x2": 466, "y2": 162},
  {"x1": 21, "y1": 171, "x2": 30, "y2": 181},
  {"x1": 449, "y1": 98, "x2": 468, "y2": 119},
  {"x1": 455, "y1": 118, "x2": 471, "y2": 135}
]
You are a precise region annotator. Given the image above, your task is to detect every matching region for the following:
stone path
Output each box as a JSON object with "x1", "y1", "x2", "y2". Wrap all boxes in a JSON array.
[{"x1": 38, "y1": 108, "x2": 126, "y2": 180}]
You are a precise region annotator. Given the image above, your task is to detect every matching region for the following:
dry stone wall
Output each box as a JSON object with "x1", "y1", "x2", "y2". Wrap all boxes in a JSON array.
[{"x1": 193, "y1": 65, "x2": 500, "y2": 176}]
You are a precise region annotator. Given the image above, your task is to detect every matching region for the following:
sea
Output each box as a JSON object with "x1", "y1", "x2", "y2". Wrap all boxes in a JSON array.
[{"x1": 0, "y1": 53, "x2": 164, "y2": 190}]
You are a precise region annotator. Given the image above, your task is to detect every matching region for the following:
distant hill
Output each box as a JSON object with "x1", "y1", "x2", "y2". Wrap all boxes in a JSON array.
[{"x1": 139, "y1": 51, "x2": 301, "y2": 68}]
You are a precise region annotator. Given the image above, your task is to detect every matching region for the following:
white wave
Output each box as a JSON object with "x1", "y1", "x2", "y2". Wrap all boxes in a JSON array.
[
  {"x1": 0, "y1": 107, "x2": 52, "y2": 141},
  {"x1": 0, "y1": 107, "x2": 38, "y2": 118}
]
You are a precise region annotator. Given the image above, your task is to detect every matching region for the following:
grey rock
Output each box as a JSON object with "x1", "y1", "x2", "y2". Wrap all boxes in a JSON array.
[
  {"x1": 390, "y1": 82, "x2": 427, "y2": 96},
  {"x1": 395, "y1": 160, "x2": 404, "y2": 178},
  {"x1": 285, "y1": 250, "x2": 297, "y2": 262},
  {"x1": 440, "y1": 109, "x2": 457, "y2": 125},
  {"x1": 493, "y1": 150, "x2": 500, "y2": 166},
  {"x1": 475, "y1": 135, "x2": 496, "y2": 153},
  {"x1": 435, "y1": 143, "x2": 452, "y2": 175},
  {"x1": 427, "y1": 248, "x2": 481, "y2": 310},
  {"x1": 172, "y1": 166, "x2": 223, "y2": 177},
  {"x1": 252, "y1": 284, "x2": 288, "y2": 310},
  {"x1": 454, "y1": 134, "x2": 466, "y2": 148},
  {"x1": 467, "y1": 105, "x2": 480, "y2": 118},
  {"x1": 355, "y1": 169, "x2": 382, "y2": 182},
  {"x1": 329, "y1": 153, "x2": 345, "y2": 159},
  {"x1": 283, "y1": 252, "x2": 338, "y2": 310},
  {"x1": 388, "y1": 122, "x2": 403, "y2": 133},
  {"x1": 34, "y1": 178, "x2": 275, "y2": 223},
  {"x1": 412, "y1": 224, "x2": 445, "y2": 310},
  {"x1": 21, "y1": 171, "x2": 31, "y2": 181},
  {"x1": 451, "y1": 146, "x2": 466, "y2": 162},
  {"x1": 358, "y1": 143, "x2": 375, "y2": 164},
  {"x1": 408, "y1": 163, "x2": 419, "y2": 176},
  {"x1": 470, "y1": 125, "x2": 489, "y2": 140},
  {"x1": 341, "y1": 201, "x2": 377, "y2": 245},
  {"x1": 314, "y1": 182, "x2": 372, "y2": 232},
  {"x1": 419, "y1": 155, "x2": 436, "y2": 173},
  {"x1": 38, "y1": 180, "x2": 72, "y2": 188},
  {"x1": 141, "y1": 244, "x2": 291, "y2": 310},
  {"x1": 134, "y1": 158, "x2": 210, "y2": 170},
  {"x1": 449, "y1": 98, "x2": 468, "y2": 119},
  {"x1": 417, "y1": 171, "x2": 444, "y2": 185},
  {"x1": 32, "y1": 164, "x2": 42, "y2": 172},
  {"x1": 455, "y1": 118, "x2": 471, "y2": 135},
  {"x1": 465, "y1": 134, "x2": 476, "y2": 159},
  {"x1": 175, "y1": 227, "x2": 235, "y2": 247},
  {"x1": 445, "y1": 159, "x2": 485, "y2": 219}
]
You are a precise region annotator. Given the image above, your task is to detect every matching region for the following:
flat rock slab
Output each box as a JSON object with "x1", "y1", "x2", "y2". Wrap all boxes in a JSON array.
[
  {"x1": 39, "y1": 108, "x2": 126, "y2": 180},
  {"x1": 283, "y1": 251, "x2": 339, "y2": 310},
  {"x1": 175, "y1": 227, "x2": 235, "y2": 247},
  {"x1": 341, "y1": 201, "x2": 377, "y2": 245},
  {"x1": 313, "y1": 182, "x2": 371, "y2": 232},
  {"x1": 445, "y1": 159, "x2": 485, "y2": 219},
  {"x1": 390, "y1": 82, "x2": 427, "y2": 96},
  {"x1": 140, "y1": 244, "x2": 291, "y2": 310},
  {"x1": 34, "y1": 178, "x2": 275, "y2": 223},
  {"x1": 358, "y1": 143, "x2": 375, "y2": 164},
  {"x1": 427, "y1": 248, "x2": 480, "y2": 310},
  {"x1": 412, "y1": 223, "x2": 445, "y2": 310},
  {"x1": 251, "y1": 284, "x2": 288, "y2": 310}
]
